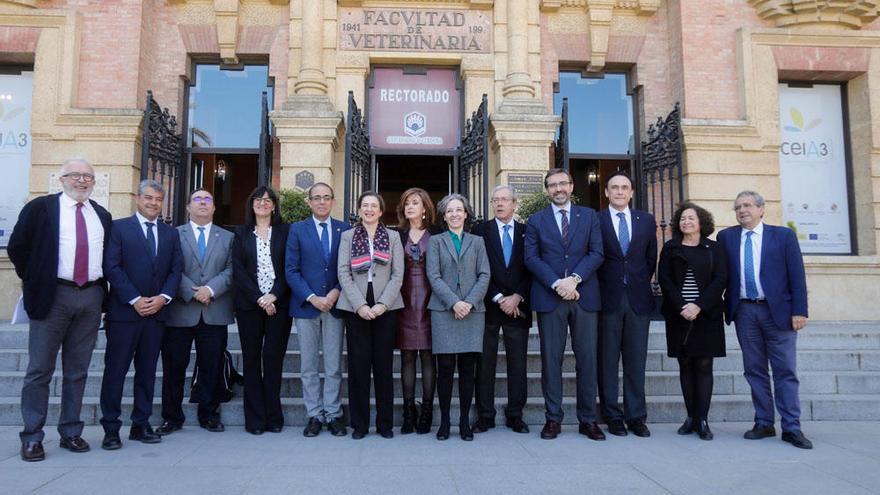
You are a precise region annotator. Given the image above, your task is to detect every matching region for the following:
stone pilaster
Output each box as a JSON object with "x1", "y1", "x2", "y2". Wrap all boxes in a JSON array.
[
  {"x1": 502, "y1": 0, "x2": 534, "y2": 98},
  {"x1": 490, "y1": 100, "x2": 560, "y2": 192},
  {"x1": 271, "y1": 96, "x2": 344, "y2": 191},
  {"x1": 293, "y1": 0, "x2": 328, "y2": 96}
]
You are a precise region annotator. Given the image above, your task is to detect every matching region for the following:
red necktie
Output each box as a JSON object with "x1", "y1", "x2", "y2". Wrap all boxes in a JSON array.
[{"x1": 73, "y1": 202, "x2": 89, "y2": 286}]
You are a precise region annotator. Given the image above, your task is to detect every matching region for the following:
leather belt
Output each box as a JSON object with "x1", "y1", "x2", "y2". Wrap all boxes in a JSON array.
[
  {"x1": 56, "y1": 278, "x2": 104, "y2": 290},
  {"x1": 740, "y1": 298, "x2": 767, "y2": 305}
]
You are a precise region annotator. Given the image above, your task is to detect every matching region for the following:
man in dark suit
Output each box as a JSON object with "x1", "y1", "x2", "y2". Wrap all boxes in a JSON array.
[
  {"x1": 8, "y1": 157, "x2": 112, "y2": 461},
  {"x1": 597, "y1": 171, "x2": 657, "y2": 438},
  {"x1": 525, "y1": 168, "x2": 605, "y2": 440},
  {"x1": 717, "y1": 190, "x2": 812, "y2": 449},
  {"x1": 99, "y1": 179, "x2": 182, "y2": 450},
  {"x1": 286, "y1": 183, "x2": 351, "y2": 437},
  {"x1": 472, "y1": 185, "x2": 532, "y2": 435},
  {"x1": 156, "y1": 189, "x2": 234, "y2": 436}
]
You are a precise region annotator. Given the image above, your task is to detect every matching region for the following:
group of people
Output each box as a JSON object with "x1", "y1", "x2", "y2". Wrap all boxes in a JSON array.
[{"x1": 9, "y1": 158, "x2": 812, "y2": 463}]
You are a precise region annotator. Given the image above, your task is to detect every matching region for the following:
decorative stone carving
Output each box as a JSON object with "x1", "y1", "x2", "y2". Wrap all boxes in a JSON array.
[
  {"x1": 540, "y1": 0, "x2": 659, "y2": 71},
  {"x1": 0, "y1": 0, "x2": 37, "y2": 7},
  {"x1": 749, "y1": 0, "x2": 880, "y2": 29}
]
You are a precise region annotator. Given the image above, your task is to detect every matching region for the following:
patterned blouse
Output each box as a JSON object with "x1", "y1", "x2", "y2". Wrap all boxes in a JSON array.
[{"x1": 254, "y1": 227, "x2": 275, "y2": 295}]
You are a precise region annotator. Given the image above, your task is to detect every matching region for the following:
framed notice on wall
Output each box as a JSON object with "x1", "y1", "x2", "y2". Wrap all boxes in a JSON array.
[
  {"x1": 778, "y1": 83, "x2": 853, "y2": 254},
  {"x1": 0, "y1": 71, "x2": 33, "y2": 249}
]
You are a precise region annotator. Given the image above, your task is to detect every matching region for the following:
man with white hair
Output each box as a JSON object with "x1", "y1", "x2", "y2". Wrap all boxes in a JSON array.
[{"x1": 9, "y1": 157, "x2": 113, "y2": 461}]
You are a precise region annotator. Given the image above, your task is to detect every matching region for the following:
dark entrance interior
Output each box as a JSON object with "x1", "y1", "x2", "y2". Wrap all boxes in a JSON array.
[
  {"x1": 375, "y1": 154, "x2": 453, "y2": 227},
  {"x1": 190, "y1": 153, "x2": 258, "y2": 226},
  {"x1": 569, "y1": 158, "x2": 633, "y2": 211}
]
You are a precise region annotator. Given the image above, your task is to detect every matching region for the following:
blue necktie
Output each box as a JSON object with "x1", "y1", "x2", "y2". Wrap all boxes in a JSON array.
[
  {"x1": 145, "y1": 222, "x2": 156, "y2": 259},
  {"x1": 320, "y1": 222, "x2": 330, "y2": 264},
  {"x1": 617, "y1": 212, "x2": 630, "y2": 255},
  {"x1": 197, "y1": 226, "x2": 207, "y2": 263},
  {"x1": 744, "y1": 231, "x2": 759, "y2": 299},
  {"x1": 502, "y1": 224, "x2": 513, "y2": 267}
]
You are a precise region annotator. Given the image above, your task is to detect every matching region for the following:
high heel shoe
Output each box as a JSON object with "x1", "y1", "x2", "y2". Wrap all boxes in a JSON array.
[
  {"x1": 696, "y1": 419, "x2": 713, "y2": 441},
  {"x1": 436, "y1": 419, "x2": 450, "y2": 441},
  {"x1": 416, "y1": 401, "x2": 433, "y2": 434},
  {"x1": 678, "y1": 417, "x2": 695, "y2": 435},
  {"x1": 459, "y1": 418, "x2": 473, "y2": 441},
  {"x1": 401, "y1": 399, "x2": 417, "y2": 434}
]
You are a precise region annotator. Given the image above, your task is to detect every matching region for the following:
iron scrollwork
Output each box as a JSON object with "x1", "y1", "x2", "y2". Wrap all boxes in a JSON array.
[
  {"x1": 140, "y1": 90, "x2": 184, "y2": 224},
  {"x1": 344, "y1": 91, "x2": 372, "y2": 223},
  {"x1": 459, "y1": 94, "x2": 490, "y2": 222},
  {"x1": 555, "y1": 97, "x2": 570, "y2": 171}
]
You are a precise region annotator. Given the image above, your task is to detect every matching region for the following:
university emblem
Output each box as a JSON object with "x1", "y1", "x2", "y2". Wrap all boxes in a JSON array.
[{"x1": 404, "y1": 111, "x2": 427, "y2": 137}]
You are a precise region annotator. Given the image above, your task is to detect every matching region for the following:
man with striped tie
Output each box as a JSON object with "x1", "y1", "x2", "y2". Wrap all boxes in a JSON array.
[{"x1": 718, "y1": 190, "x2": 812, "y2": 449}]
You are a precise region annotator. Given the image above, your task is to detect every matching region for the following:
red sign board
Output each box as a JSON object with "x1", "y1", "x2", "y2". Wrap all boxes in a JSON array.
[{"x1": 368, "y1": 68, "x2": 461, "y2": 152}]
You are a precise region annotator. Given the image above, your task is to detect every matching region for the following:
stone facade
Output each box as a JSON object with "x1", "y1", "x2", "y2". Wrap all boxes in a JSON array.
[{"x1": 1, "y1": 0, "x2": 879, "y2": 320}]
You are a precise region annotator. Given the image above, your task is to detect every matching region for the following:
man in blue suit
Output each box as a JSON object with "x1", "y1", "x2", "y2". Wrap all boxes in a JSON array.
[
  {"x1": 717, "y1": 190, "x2": 812, "y2": 449},
  {"x1": 99, "y1": 180, "x2": 182, "y2": 450},
  {"x1": 525, "y1": 168, "x2": 605, "y2": 440},
  {"x1": 597, "y1": 171, "x2": 657, "y2": 438},
  {"x1": 286, "y1": 183, "x2": 351, "y2": 437}
]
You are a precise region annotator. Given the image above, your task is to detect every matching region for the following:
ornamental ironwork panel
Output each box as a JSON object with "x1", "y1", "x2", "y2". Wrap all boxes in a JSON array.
[
  {"x1": 555, "y1": 97, "x2": 570, "y2": 171},
  {"x1": 459, "y1": 94, "x2": 489, "y2": 222},
  {"x1": 344, "y1": 91, "x2": 372, "y2": 223},
  {"x1": 140, "y1": 90, "x2": 184, "y2": 225},
  {"x1": 258, "y1": 91, "x2": 273, "y2": 187}
]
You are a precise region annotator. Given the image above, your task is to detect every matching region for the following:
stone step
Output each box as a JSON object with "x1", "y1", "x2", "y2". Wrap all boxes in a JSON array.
[
  {"x1": 1, "y1": 348, "x2": 878, "y2": 374},
  {"x1": 1, "y1": 394, "x2": 878, "y2": 426},
  {"x1": 0, "y1": 369, "x2": 877, "y2": 399},
  {"x1": 2, "y1": 322, "x2": 879, "y2": 351}
]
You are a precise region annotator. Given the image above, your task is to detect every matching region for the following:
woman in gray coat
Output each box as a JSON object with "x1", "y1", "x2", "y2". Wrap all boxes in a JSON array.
[{"x1": 427, "y1": 193, "x2": 490, "y2": 441}]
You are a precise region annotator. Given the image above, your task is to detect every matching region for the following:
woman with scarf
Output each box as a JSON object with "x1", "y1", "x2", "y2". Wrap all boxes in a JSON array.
[{"x1": 337, "y1": 191, "x2": 405, "y2": 439}]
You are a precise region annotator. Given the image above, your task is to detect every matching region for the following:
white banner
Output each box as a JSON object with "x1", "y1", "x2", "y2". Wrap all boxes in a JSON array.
[
  {"x1": 0, "y1": 72, "x2": 33, "y2": 249},
  {"x1": 778, "y1": 84, "x2": 852, "y2": 254}
]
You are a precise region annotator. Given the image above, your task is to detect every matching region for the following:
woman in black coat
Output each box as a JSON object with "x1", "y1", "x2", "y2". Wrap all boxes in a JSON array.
[
  {"x1": 658, "y1": 202, "x2": 727, "y2": 441},
  {"x1": 232, "y1": 186, "x2": 292, "y2": 435}
]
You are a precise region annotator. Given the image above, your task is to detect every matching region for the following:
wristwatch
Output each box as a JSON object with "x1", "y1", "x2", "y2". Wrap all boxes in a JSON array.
[{"x1": 571, "y1": 273, "x2": 583, "y2": 284}]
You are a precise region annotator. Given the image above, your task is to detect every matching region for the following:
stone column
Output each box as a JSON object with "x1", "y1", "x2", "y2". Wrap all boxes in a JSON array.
[
  {"x1": 502, "y1": 0, "x2": 534, "y2": 98},
  {"x1": 294, "y1": 0, "x2": 328, "y2": 96}
]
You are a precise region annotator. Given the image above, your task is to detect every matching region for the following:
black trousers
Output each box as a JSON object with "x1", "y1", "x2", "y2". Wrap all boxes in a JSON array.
[
  {"x1": 437, "y1": 352, "x2": 478, "y2": 424},
  {"x1": 237, "y1": 309, "x2": 292, "y2": 431},
  {"x1": 475, "y1": 324, "x2": 528, "y2": 421},
  {"x1": 598, "y1": 293, "x2": 651, "y2": 424},
  {"x1": 344, "y1": 310, "x2": 396, "y2": 434},
  {"x1": 100, "y1": 318, "x2": 164, "y2": 432},
  {"x1": 161, "y1": 318, "x2": 227, "y2": 425}
]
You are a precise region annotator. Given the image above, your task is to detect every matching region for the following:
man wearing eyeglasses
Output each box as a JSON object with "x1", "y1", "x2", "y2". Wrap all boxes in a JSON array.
[
  {"x1": 286, "y1": 183, "x2": 351, "y2": 437},
  {"x1": 156, "y1": 189, "x2": 234, "y2": 436},
  {"x1": 9, "y1": 157, "x2": 113, "y2": 461},
  {"x1": 524, "y1": 168, "x2": 605, "y2": 440}
]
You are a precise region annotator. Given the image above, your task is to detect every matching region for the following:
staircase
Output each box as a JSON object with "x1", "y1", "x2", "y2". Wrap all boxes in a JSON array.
[{"x1": 0, "y1": 321, "x2": 878, "y2": 426}]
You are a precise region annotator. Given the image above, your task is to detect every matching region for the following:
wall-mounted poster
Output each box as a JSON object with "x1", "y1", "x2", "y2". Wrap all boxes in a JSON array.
[
  {"x1": 778, "y1": 84, "x2": 852, "y2": 254},
  {"x1": 0, "y1": 71, "x2": 33, "y2": 249}
]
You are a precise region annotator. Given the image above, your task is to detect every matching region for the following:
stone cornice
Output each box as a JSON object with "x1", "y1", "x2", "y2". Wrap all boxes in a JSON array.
[
  {"x1": 540, "y1": 0, "x2": 659, "y2": 14},
  {"x1": 749, "y1": 0, "x2": 880, "y2": 29},
  {"x1": 0, "y1": 0, "x2": 37, "y2": 8},
  {"x1": 336, "y1": 0, "x2": 494, "y2": 9}
]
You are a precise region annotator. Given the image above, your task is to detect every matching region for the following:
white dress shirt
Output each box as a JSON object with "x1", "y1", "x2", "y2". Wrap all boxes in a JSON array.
[
  {"x1": 609, "y1": 206, "x2": 632, "y2": 244},
  {"x1": 312, "y1": 215, "x2": 332, "y2": 247},
  {"x1": 493, "y1": 217, "x2": 515, "y2": 303},
  {"x1": 57, "y1": 193, "x2": 104, "y2": 282},
  {"x1": 739, "y1": 221, "x2": 766, "y2": 300},
  {"x1": 551, "y1": 202, "x2": 572, "y2": 236},
  {"x1": 129, "y1": 211, "x2": 171, "y2": 306}
]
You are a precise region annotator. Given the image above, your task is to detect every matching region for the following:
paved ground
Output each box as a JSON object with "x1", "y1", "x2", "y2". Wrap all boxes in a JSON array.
[{"x1": 1, "y1": 421, "x2": 878, "y2": 494}]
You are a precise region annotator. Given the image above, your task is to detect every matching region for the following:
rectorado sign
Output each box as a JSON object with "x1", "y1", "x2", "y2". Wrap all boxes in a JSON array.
[{"x1": 368, "y1": 68, "x2": 461, "y2": 152}]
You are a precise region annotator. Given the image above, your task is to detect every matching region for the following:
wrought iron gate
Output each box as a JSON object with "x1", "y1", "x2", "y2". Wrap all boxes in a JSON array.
[
  {"x1": 257, "y1": 91, "x2": 273, "y2": 187},
  {"x1": 459, "y1": 94, "x2": 489, "y2": 221},
  {"x1": 554, "y1": 97, "x2": 570, "y2": 171},
  {"x1": 344, "y1": 91, "x2": 372, "y2": 223},
  {"x1": 140, "y1": 90, "x2": 184, "y2": 224},
  {"x1": 641, "y1": 102, "x2": 683, "y2": 249}
]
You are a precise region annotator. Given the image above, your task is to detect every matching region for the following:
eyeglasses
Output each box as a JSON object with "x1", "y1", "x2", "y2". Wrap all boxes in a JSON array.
[
  {"x1": 192, "y1": 197, "x2": 214, "y2": 204},
  {"x1": 546, "y1": 180, "x2": 571, "y2": 190},
  {"x1": 253, "y1": 197, "x2": 273, "y2": 205},
  {"x1": 62, "y1": 172, "x2": 95, "y2": 183},
  {"x1": 491, "y1": 197, "x2": 514, "y2": 204},
  {"x1": 309, "y1": 195, "x2": 334, "y2": 202},
  {"x1": 409, "y1": 244, "x2": 421, "y2": 262}
]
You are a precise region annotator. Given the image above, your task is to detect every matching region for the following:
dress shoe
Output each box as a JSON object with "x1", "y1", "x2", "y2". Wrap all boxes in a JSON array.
[
  {"x1": 378, "y1": 429, "x2": 394, "y2": 439},
  {"x1": 628, "y1": 421, "x2": 651, "y2": 438},
  {"x1": 351, "y1": 430, "x2": 367, "y2": 440},
  {"x1": 416, "y1": 401, "x2": 434, "y2": 434},
  {"x1": 246, "y1": 428, "x2": 264, "y2": 435},
  {"x1": 696, "y1": 419, "x2": 713, "y2": 441},
  {"x1": 199, "y1": 418, "x2": 225, "y2": 433},
  {"x1": 781, "y1": 430, "x2": 813, "y2": 450},
  {"x1": 327, "y1": 418, "x2": 347, "y2": 437},
  {"x1": 607, "y1": 419, "x2": 628, "y2": 437},
  {"x1": 20, "y1": 441, "x2": 45, "y2": 462},
  {"x1": 401, "y1": 399, "x2": 417, "y2": 434},
  {"x1": 472, "y1": 417, "x2": 495, "y2": 433},
  {"x1": 129, "y1": 425, "x2": 161, "y2": 444},
  {"x1": 59, "y1": 435, "x2": 90, "y2": 453},
  {"x1": 744, "y1": 423, "x2": 776, "y2": 440},
  {"x1": 101, "y1": 432, "x2": 122, "y2": 450},
  {"x1": 677, "y1": 417, "x2": 696, "y2": 435},
  {"x1": 436, "y1": 421, "x2": 451, "y2": 441},
  {"x1": 155, "y1": 421, "x2": 182, "y2": 436},
  {"x1": 540, "y1": 420, "x2": 561, "y2": 440},
  {"x1": 459, "y1": 419, "x2": 474, "y2": 441},
  {"x1": 266, "y1": 426, "x2": 283, "y2": 433},
  {"x1": 303, "y1": 417, "x2": 322, "y2": 437},
  {"x1": 505, "y1": 417, "x2": 530, "y2": 434},
  {"x1": 579, "y1": 422, "x2": 607, "y2": 441}
]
